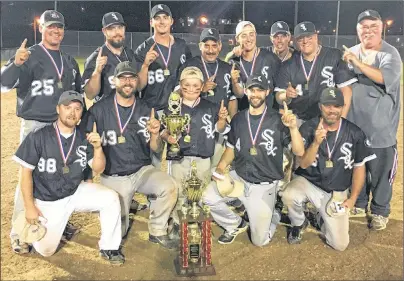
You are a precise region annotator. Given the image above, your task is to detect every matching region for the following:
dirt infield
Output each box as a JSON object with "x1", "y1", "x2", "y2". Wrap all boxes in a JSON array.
[{"x1": 1, "y1": 89, "x2": 403, "y2": 280}]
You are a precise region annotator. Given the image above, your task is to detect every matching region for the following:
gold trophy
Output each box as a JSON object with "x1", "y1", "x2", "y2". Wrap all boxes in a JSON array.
[
  {"x1": 174, "y1": 161, "x2": 216, "y2": 276},
  {"x1": 161, "y1": 92, "x2": 191, "y2": 160}
]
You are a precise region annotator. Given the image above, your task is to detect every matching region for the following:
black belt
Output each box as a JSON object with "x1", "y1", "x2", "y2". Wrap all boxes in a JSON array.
[
  {"x1": 103, "y1": 169, "x2": 140, "y2": 177},
  {"x1": 249, "y1": 180, "x2": 274, "y2": 185}
]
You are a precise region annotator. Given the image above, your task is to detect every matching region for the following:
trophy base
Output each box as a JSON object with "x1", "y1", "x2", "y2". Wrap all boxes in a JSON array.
[
  {"x1": 174, "y1": 257, "x2": 216, "y2": 276},
  {"x1": 166, "y1": 150, "x2": 184, "y2": 161}
]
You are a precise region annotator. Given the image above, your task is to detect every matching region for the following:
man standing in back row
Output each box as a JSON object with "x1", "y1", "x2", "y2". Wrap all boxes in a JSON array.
[
  {"x1": 82, "y1": 12, "x2": 136, "y2": 103},
  {"x1": 343, "y1": 10, "x2": 402, "y2": 230}
]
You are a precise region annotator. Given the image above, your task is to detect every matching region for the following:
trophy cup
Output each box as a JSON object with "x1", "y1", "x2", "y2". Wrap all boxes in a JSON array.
[
  {"x1": 174, "y1": 161, "x2": 216, "y2": 276},
  {"x1": 161, "y1": 92, "x2": 191, "y2": 160}
]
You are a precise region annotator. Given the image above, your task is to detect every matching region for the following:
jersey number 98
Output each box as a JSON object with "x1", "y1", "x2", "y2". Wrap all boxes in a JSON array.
[
  {"x1": 37, "y1": 157, "x2": 57, "y2": 173},
  {"x1": 31, "y1": 79, "x2": 55, "y2": 96}
]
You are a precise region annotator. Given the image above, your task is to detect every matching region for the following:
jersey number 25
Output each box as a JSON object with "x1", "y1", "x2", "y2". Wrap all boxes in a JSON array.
[{"x1": 31, "y1": 79, "x2": 54, "y2": 96}]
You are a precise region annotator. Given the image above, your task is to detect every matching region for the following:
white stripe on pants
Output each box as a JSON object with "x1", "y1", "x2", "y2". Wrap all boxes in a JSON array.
[
  {"x1": 11, "y1": 119, "x2": 52, "y2": 239},
  {"x1": 202, "y1": 170, "x2": 279, "y2": 247},
  {"x1": 169, "y1": 156, "x2": 211, "y2": 224},
  {"x1": 282, "y1": 175, "x2": 349, "y2": 251},
  {"x1": 33, "y1": 182, "x2": 122, "y2": 257},
  {"x1": 100, "y1": 165, "x2": 178, "y2": 237}
]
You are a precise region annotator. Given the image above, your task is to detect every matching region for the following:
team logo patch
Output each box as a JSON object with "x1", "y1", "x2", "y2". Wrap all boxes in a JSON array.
[
  {"x1": 329, "y1": 89, "x2": 336, "y2": 98},
  {"x1": 300, "y1": 24, "x2": 307, "y2": 31},
  {"x1": 223, "y1": 73, "x2": 231, "y2": 94},
  {"x1": 51, "y1": 12, "x2": 59, "y2": 19},
  {"x1": 208, "y1": 29, "x2": 213, "y2": 35},
  {"x1": 365, "y1": 11, "x2": 370, "y2": 16},
  {"x1": 180, "y1": 54, "x2": 186, "y2": 64},
  {"x1": 365, "y1": 138, "x2": 371, "y2": 147},
  {"x1": 138, "y1": 117, "x2": 151, "y2": 142},
  {"x1": 158, "y1": 4, "x2": 163, "y2": 10},
  {"x1": 277, "y1": 23, "x2": 283, "y2": 28},
  {"x1": 201, "y1": 114, "x2": 215, "y2": 139},
  {"x1": 320, "y1": 66, "x2": 335, "y2": 87},
  {"x1": 111, "y1": 13, "x2": 118, "y2": 20},
  {"x1": 338, "y1": 142, "x2": 354, "y2": 169},
  {"x1": 74, "y1": 145, "x2": 88, "y2": 169},
  {"x1": 261, "y1": 66, "x2": 269, "y2": 80},
  {"x1": 259, "y1": 129, "x2": 277, "y2": 156},
  {"x1": 235, "y1": 138, "x2": 241, "y2": 151}
]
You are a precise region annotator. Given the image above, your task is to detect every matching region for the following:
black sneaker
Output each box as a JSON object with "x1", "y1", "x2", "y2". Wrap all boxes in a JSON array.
[
  {"x1": 227, "y1": 199, "x2": 243, "y2": 210},
  {"x1": 149, "y1": 234, "x2": 178, "y2": 250},
  {"x1": 287, "y1": 218, "x2": 309, "y2": 245},
  {"x1": 218, "y1": 219, "x2": 249, "y2": 245},
  {"x1": 62, "y1": 222, "x2": 80, "y2": 241},
  {"x1": 99, "y1": 249, "x2": 125, "y2": 265}
]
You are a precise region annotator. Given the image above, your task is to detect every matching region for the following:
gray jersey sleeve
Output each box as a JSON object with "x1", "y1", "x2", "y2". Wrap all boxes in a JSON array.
[
  {"x1": 353, "y1": 130, "x2": 376, "y2": 167},
  {"x1": 0, "y1": 55, "x2": 23, "y2": 92},
  {"x1": 13, "y1": 130, "x2": 41, "y2": 169},
  {"x1": 379, "y1": 48, "x2": 402, "y2": 96}
]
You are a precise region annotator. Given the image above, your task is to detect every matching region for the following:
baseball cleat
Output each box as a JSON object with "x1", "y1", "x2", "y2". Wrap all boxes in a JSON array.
[
  {"x1": 149, "y1": 234, "x2": 178, "y2": 250},
  {"x1": 218, "y1": 219, "x2": 249, "y2": 245},
  {"x1": 99, "y1": 249, "x2": 125, "y2": 265},
  {"x1": 11, "y1": 238, "x2": 30, "y2": 254},
  {"x1": 287, "y1": 218, "x2": 309, "y2": 244}
]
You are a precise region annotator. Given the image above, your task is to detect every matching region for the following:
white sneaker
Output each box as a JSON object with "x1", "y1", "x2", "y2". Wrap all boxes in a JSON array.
[{"x1": 370, "y1": 215, "x2": 389, "y2": 231}]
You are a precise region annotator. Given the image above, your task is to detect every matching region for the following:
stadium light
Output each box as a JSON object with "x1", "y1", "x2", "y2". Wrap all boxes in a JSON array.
[
  {"x1": 384, "y1": 19, "x2": 394, "y2": 39},
  {"x1": 200, "y1": 16, "x2": 208, "y2": 25},
  {"x1": 34, "y1": 17, "x2": 40, "y2": 44}
]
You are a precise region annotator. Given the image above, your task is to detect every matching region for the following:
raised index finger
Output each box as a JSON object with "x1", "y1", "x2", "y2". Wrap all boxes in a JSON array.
[
  {"x1": 283, "y1": 101, "x2": 289, "y2": 113},
  {"x1": 317, "y1": 118, "x2": 324, "y2": 129},
  {"x1": 20, "y1": 38, "x2": 28, "y2": 49},
  {"x1": 150, "y1": 108, "x2": 155, "y2": 119},
  {"x1": 149, "y1": 43, "x2": 157, "y2": 52},
  {"x1": 92, "y1": 121, "x2": 97, "y2": 133},
  {"x1": 342, "y1": 45, "x2": 350, "y2": 52},
  {"x1": 220, "y1": 100, "x2": 224, "y2": 109}
]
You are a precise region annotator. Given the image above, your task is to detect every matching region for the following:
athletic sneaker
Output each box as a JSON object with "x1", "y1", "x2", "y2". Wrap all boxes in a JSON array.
[
  {"x1": 11, "y1": 236, "x2": 30, "y2": 254},
  {"x1": 287, "y1": 218, "x2": 309, "y2": 244},
  {"x1": 369, "y1": 214, "x2": 389, "y2": 231},
  {"x1": 149, "y1": 234, "x2": 178, "y2": 250},
  {"x1": 62, "y1": 222, "x2": 80, "y2": 241},
  {"x1": 349, "y1": 207, "x2": 367, "y2": 218},
  {"x1": 99, "y1": 249, "x2": 125, "y2": 265},
  {"x1": 218, "y1": 219, "x2": 249, "y2": 245}
]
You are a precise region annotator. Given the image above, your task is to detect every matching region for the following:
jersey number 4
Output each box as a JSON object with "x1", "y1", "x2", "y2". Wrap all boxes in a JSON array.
[
  {"x1": 31, "y1": 79, "x2": 55, "y2": 96},
  {"x1": 148, "y1": 69, "x2": 165, "y2": 85}
]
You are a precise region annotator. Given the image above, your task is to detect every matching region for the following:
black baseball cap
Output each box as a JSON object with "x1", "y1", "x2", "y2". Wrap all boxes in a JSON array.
[
  {"x1": 357, "y1": 10, "x2": 382, "y2": 23},
  {"x1": 151, "y1": 4, "x2": 172, "y2": 18},
  {"x1": 102, "y1": 12, "x2": 125, "y2": 28},
  {"x1": 200, "y1": 28, "x2": 220, "y2": 42},
  {"x1": 294, "y1": 21, "x2": 316, "y2": 39},
  {"x1": 246, "y1": 74, "x2": 269, "y2": 90},
  {"x1": 114, "y1": 61, "x2": 138, "y2": 77},
  {"x1": 319, "y1": 88, "x2": 344, "y2": 107},
  {"x1": 58, "y1": 90, "x2": 84, "y2": 106},
  {"x1": 271, "y1": 21, "x2": 290, "y2": 37},
  {"x1": 39, "y1": 10, "x2": 64, "y2": 27}
]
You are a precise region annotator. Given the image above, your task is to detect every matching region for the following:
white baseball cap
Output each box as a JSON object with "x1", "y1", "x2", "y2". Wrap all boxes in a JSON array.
[{"x1": 235, "y1": 21, "x2": 256, "y2": 38}]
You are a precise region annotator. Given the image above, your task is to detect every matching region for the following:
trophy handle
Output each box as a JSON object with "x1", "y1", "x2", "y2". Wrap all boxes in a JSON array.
[{"x1": 161, "y1": 113, "x2": 167, "y2": 125}]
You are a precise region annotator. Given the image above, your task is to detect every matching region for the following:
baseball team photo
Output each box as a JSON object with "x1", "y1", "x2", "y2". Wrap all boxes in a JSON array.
[{"x1": 1, "y1": 0, "x2": 403, "y2": 280}]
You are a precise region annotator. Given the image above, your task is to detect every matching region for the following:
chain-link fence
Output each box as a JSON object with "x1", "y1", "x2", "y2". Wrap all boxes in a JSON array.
[{"x1": 1, "y1": 31, "x2": 404, "y2": 61}]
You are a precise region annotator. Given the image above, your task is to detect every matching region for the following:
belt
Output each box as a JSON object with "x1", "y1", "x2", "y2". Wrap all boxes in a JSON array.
[
  {"x1": 103, "y1": 169, "x2": 139, "y2": 177},
  {"x1": 248, "y1": 181, "x2": 273, "y2": 185}
]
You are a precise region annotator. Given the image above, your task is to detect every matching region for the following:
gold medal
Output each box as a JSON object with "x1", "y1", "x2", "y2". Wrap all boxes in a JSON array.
[
  {"x1": 184, "y1": 135, "x2": 191, "y2": 143},
  {"x1": 164, "y1": 69, "x2": 170, "y2": 76},
  {"x1": 118, "y1": 136, "x2": 126, "y2": 144},
  {"x1": 304, "y1": 83, "x2": 309, "y2": 90},
  {"x1": 250, "y1": 147, "x2": 258, "y2": 156},
  {"x1": 63, "y1": 166, "x2": 70, "y2": 174},
  {"x1": 208, "y1": 90, "x2": 215, "y2": 96},
  {"x1": 58, "y1": 81, "x2": 63, "y2": 89},
  {"x1": 325, "y1": 160, "x2": 333, "y2": 168}
]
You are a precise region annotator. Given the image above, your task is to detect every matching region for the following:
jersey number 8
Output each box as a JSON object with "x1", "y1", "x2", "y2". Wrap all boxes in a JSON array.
[
  {"x1": 31, "y1": 79, "x2": 55, "y2": 96},
  {"x1": 148, "y1": 69, "x2": 165, "y2": 85},
  {"x1": 37, "y1": 157, "x2": 57, "y2": 173}
]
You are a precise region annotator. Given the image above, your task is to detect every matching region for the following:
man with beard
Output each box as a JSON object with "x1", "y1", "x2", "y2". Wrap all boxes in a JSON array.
[
  {"x1": 135, "y1": 4, "x2": 192, "y2": 114},
  {"x1": 1, "y1": 10, "x2": 83, "y2": 254},
  {"x1": 176, "y1": 28, "x2": 237, "y2": 168},
  {"x1": 201, "y1": 74, "x2": 305, "y2": 246},
  {"x1": 81, "y1": 61, "x2": 179, "y2": 249},
  {"x1": 226, "y1": 21, "x2": 281, "y2": 112},
  {"x1": 342, "y1": 10, "x2": 402, "y2": 230},
  {"x1": 82, "y1": 12, "x2": 136, "y2": 102},
  {"x1": 275, "y1": 21, "x2": 357, "y2": 124},
  {"x1": 282, "y1": 88, "x2": 376, "y2": 251},
  {"x1": 12, "y1": 90, "x2": 125, "y2": 264}
]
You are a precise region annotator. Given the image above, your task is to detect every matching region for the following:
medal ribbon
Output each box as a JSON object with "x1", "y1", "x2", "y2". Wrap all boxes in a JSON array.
[
  {"x1": 201, "y1": 58, "x2": 219, "y2": 80},
  {"x1": 104, "y1": 44, "x2": 129, "y2": 63},
  {"x1": 54, "y1": 123, "x2": 76, "y2": 167},
  {"x1": 39, "y1": 43, "x2": 64, "y2": 81},
  {"x1": 299, "y1": 46, "x2": 321, "y2": 84},
  {"x1": 114, "y1": 95, "x2": 136, "y2": 135},
  {"x1": 240, "y1": 47, "x2": 258, "y2": 77},
  {"x1": 325, "y1": 119, "x2": 342, "y2": 160},
  {"x1": 247, "y1": 106, "x2": 267, "y2": 147},
  {"x1": 153, "y1": 36, "x2": 172, "y2": 70}
]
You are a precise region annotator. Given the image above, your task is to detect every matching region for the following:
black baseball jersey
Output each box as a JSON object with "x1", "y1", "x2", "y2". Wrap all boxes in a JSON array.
[
  {"x1": 265, "y1": 46, "x2": 295, "y2": 63},
  {"x1": 81, "y1": 94, "x2": 156, "y2": 176},
  {"x1": 295, "y1": 117, "x2": 376, "y2": 193},
  {"x1": 229, "y1": 47, "x2": 281, "y2": 111},
  {"x1": 134, "y1": 37, "x2": 192, "y2": 110},
  {"x1": 81, "y1": 45, "x2": 136, "y2": 102},
  {"x1": 163, "y1": 98, "x2": 221, "y2": 158},
  {"x1": 13, "y1": 124, "x2": 94, "y2": 201},
  {"x1": 227, "y1": 109, "x2": 291, "y2": 183},
  {"x1": 177, "y1": 56, "x2": 236, "y2": 107},
  {"x1": 275, "y1": 46, "x2": 357, "y2": 121},
  {"x1": 1, "y1": 44, "x2": 83, "y2": 122}
]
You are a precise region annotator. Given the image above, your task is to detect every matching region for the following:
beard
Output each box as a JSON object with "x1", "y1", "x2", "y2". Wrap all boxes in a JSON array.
[
  {"x1": 107, "y1": 37, "x2": 125, "y2": 48},
  {"x1": 248, "y1": 97, "x2": 265, "y2": 108},
  {"x1": 60, "y1": 115, "x2": 80, "y2": 128},
  {"x1": 117, "y1": 85, "x2": 135, "y2": 99},
  {"x1": 321, "y1": 111, "x2": 341, "y2": 126}
]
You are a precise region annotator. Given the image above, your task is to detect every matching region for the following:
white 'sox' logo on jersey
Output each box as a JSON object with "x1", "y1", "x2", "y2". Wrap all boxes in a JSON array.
[
  {"x1": 259, "y1": 129, "x2": 277, "y2": 156},
  {"x1": 180, "y1": 54, "x2": 186, "y2": 64},
  {"x1": 338, "y1": 142, "x2": 354, "y2": 169},
  {"x1": 201, "y1": 114, "x2": 215, "y2": 139},
  {"x1": 320, "y1": 66, "x2": 335, "y2": 87},
  {"x1": 261, "y1": 66, "x2": 269, "y2": 80},
  {"x1": 223, "y1": 73, "x2": 231, "y2": 94},
  {"x1": 111, "y1": 13, "x2": 118, "y2": 20},
  {"x1": 138, "y1": 116, "x2": 151, "y2": 142},
  {"x1": 74, "y1": 145, "x2": 87, "y2": 169},
  {"x1": 300, "y1": 24, "x2": 307, "y2": 31}
]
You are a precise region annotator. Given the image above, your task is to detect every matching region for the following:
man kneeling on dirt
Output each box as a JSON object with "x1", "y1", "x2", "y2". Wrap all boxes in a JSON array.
[
  {"x1": 12, "y1": 91, "x2": 125, "y2": 264},
  {"x1": 282, "y1": 88, "x2": 376, "y2": 251}
]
